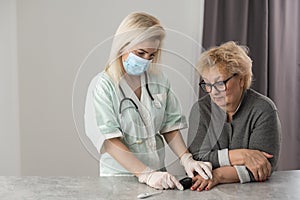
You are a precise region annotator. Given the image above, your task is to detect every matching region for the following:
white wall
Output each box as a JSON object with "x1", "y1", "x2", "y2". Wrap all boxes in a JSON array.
[
  {"x1": 15, "y1": 0, "x2": 204, "y2": 176},
  {"x1": 0, "y1": 0, "x2": 20, "y2": 175}
]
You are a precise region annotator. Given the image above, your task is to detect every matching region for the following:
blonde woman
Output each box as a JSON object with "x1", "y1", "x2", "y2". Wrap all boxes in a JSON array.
[
  {"x1": 86, "y1": 12, "x2": 212, "y2": 190},
  {"x1": 188, "y1": 41, "x2": 281, "y2": 191}
]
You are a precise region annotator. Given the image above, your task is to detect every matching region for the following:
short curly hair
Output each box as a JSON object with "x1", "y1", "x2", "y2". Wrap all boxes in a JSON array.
[{"x1": 197, "y1": 41, "x2": 253, "y2": 90}]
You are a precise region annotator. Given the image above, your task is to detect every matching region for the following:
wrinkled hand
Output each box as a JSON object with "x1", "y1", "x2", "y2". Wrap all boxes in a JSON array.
[
  {"x1": 180, "y1": 153, "x2": 213, "y2": 179},
  {"x1": 138, "y1": 168, "x2": 183, "y2": 190},
  {"x1": 242, "y1": 149, "x2": 273, "y2": 182},
  {"x1": 191, "y1": 173, "x2": 219, "y2": 191}
]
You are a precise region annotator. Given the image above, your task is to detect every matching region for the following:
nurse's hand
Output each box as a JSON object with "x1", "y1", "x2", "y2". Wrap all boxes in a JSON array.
[
  {"x1": 180, "y1": 153, "x2": 213, "y2": 179},
  {"x1": 138, "y1": 167, "x2": 183, "y2": 190}
]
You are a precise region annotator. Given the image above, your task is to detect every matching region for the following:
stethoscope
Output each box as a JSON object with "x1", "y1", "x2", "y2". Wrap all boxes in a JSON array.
[
  {"x1": 118, "y1": 72, "x2": 162, "y2": 145},
  {"x1": 118, "y1": 72, "x2": 161, "y2": 114}
]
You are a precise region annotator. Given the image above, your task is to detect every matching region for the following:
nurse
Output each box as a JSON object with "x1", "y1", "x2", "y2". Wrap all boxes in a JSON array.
[{"x1": 85, "y1": 12, "x2": 212, "y2": 190}]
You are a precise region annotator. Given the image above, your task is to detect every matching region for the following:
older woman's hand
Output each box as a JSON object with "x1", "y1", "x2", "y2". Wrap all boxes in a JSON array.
[
  {"x1": 229, "y1": 149, "x2": 273, "y2": 182},
  {"x1": 190, "y1": 173, "x2": 219, "y2": 191}
]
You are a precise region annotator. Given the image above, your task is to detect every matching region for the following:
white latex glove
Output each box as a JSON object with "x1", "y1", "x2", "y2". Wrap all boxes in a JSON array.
[
  {"x1": 138, "y1": 167, "x2": 184, "y2": 190},
  {"x1": 180, "y1": 153, "x2": 213, "y2": 179}
]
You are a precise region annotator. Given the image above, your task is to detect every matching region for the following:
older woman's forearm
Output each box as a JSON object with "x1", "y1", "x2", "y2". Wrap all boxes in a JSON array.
[
  {"x1": 228, "y1": 149, "x2": 272, "y2": 165},
  {"x1": 228, "y1": 149, "x2": 247, "y2": 165},
  {"x1": 214, "y1": 166, "x2": 240, "y2": 184},
  {"x1": 229, "y1": 149, "x2": 273, "y2": 182}
]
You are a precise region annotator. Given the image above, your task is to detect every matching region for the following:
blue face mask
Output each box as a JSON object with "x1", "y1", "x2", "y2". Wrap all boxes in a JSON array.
[{"x1": 123, "y1": 52, "x2": 152, "y2": 76}]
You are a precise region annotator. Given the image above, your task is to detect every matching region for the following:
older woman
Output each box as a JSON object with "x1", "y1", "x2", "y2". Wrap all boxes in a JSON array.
[{"x1": 188, "y1": 41, "x2": 281, "y2": 191}]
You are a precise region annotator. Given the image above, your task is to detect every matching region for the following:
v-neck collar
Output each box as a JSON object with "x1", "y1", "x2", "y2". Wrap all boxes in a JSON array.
[{"x1": 119, "y1": 73, "x2": 146, "y2": 104}]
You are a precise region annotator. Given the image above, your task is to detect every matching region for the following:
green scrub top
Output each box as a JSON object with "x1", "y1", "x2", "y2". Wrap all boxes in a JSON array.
[{"x1": 90, "y1": 70, "x2": 187, "y2": 176}]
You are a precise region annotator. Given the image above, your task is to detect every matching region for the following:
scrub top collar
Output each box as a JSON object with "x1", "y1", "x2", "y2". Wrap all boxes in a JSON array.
[
  {"x1": 118, "y1": 73, "x2": 152, "y2": 129},
  {"x1": 119, "y1": 73, "x2": 147, "y2": 105}
]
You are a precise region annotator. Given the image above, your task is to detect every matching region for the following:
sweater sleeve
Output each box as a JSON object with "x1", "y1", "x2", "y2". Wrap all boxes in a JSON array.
[
  {"x1": 247, "y1": 109, "x2": 282, "y2": 182},
  {"x1": 187, "y1": 101, "x2": 222, "y2": 168}
]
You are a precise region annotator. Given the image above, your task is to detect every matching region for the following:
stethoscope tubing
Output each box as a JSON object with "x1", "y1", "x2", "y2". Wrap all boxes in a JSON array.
[
  {"x1": 118, "y1": 72, "x2": 154, "y2": 114},
  {"x1": 145, "y1": 72, "x2": 154, "y2": 101},
  {"x1": 118, "y1": 72, "x2": 162, "y2": 146}
]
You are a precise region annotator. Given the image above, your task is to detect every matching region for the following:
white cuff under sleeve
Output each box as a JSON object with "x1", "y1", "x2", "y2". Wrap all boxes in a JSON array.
[
  {"x1": 218, "y1": 149, "x2": 231, "y2": 166},
  {"x1": 234, "y1": 165, "x2": 251, "y2": 183}
]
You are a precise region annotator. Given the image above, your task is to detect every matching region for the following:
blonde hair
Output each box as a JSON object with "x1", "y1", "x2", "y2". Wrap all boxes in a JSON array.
[
  {"x1": 105, "y1": 12, "x2": 165, "y2": 82},
  {"x1": 197, "y1": 41, "x2": 253, "y2": 90}
]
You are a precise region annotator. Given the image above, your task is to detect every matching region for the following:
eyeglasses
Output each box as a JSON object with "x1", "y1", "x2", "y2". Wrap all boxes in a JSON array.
[{"x1": 199, "y1": 73, "x2": 238, "y2": 93}]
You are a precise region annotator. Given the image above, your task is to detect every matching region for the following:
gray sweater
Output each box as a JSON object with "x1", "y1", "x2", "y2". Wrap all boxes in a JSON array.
[{"x1": 188, "y1": 89, "x2": 281, "y2": 183}]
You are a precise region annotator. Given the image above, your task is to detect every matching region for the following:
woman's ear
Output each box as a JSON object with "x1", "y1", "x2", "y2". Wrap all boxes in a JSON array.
[
  {"x1": 239, "y1": 76, "x2": 245, "y2": 89},
  {"x1": 121, "y1": 52, "x2": 129, "y2": 62}
]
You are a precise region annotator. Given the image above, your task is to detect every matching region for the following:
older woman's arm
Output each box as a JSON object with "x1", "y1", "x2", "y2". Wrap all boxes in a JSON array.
[
  {"x1": 191, "y1": 166, "x2": 239, "y2": 191},
  {"x1": 187, "y1": 101, "x2": 225, "y2": 168},
  {"x1": 229, "y1": 149, "x2": 273, "y2": 182},
  {"x1": 229, "y1": 109, "x2": 281, "y2": 182},
  {"x1": 188, "y1": 99, "x2": 281, "y2": 184}
]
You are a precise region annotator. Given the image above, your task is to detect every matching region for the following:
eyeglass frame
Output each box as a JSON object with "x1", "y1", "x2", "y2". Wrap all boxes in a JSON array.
[{"x1": 199, "y1": 73, "x2": 238, "y2": 93}]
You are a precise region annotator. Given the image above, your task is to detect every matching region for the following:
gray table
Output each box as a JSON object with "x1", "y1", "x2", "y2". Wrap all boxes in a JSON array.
[{"x1": 0, "y1": 170, "x2": 299, "y2": 200}]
